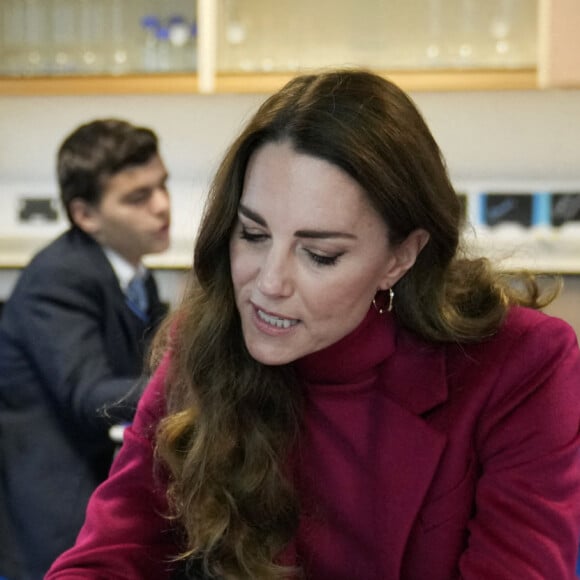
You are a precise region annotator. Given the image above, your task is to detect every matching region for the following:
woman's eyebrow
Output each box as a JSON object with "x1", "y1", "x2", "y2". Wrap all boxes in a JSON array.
[
  {"x1": 294, "y1": 229, "x2": 356, "y2": 240},
  {"x1": 239, "y1": 204, "x2": 266, "y2": 226},
  {"x1": 238, "y1": 203, "x2": 356, "y2": 240}
]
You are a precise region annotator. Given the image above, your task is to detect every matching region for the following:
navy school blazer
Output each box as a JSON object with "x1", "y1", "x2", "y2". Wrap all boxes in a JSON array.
[{"x1": 0, "y1": 227, "x2": 167, "y2": 578}]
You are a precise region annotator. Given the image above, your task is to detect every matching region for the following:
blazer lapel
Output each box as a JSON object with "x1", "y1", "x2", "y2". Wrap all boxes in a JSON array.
[
  {"x1": 144, "y1": 271, "x2": 168, "y2": 326},
  {"x1": 373, "y1": 329, "x2": 449, "y2": 577}
]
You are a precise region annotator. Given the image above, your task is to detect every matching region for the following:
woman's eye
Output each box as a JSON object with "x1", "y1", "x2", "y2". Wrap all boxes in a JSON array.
[
  {"x1": 307, "y1": 250, "x2": 343, "y2": 267},
  {"x1": 240, "y1": 228, "x2": 268, "y2": 243}
]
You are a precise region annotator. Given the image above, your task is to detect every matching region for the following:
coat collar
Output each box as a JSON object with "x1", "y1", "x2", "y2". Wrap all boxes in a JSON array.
[
  {"x1": 292, "y1": 308, "x2": 450, "y2": 576},
  {"x1": 295, "y1": 307, "x2": 449, "y2": 415},
  {"x1": 381, "y1": 325, "x2": 448, "y2": 415},
  {"x1": 373, "y1": 325, "x2": 449, "y2": 575}
]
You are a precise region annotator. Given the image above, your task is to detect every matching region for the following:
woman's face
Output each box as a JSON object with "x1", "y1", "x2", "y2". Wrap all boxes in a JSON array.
[{"x1": 229, "y1": 140, "x2": 419, "y2": 366}]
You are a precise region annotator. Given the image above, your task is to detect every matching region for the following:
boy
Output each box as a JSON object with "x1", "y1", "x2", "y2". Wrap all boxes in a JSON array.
[{"x1": 0, "y1": 119, "x2": 171, "y2": 578}]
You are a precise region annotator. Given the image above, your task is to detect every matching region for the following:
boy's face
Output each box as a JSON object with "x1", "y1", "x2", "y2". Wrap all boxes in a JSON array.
[{"x1": 76, "y1": 154, "x2": 171, "y2": 265}]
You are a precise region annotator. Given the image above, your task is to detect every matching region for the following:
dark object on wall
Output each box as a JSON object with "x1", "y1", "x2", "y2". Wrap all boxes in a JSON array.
[
  {"x1": 18, "y1": 197, "x2": 59, "y2": 223},
  {"x1": 550, "y1": 192, "x2": 580, "y2": 227},
  {"x1": 482, "y1": 193, "x2": 533, "y2": 228}
]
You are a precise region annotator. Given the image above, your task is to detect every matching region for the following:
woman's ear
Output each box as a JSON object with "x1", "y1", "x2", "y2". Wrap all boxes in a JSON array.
[
  {"x1": 379, "y1": 228, "x2": 430, "y2": 290},
  {"x1": 69, "y1": 198, "x2": 101, "y2": 235}
]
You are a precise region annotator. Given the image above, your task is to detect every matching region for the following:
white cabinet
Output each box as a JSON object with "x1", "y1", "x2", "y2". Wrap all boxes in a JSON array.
[
  {"x1": 0, "y1": 1, "x2": 578, "y2": 94},
  {"x1": 0, "y1": 0, "x2": 580, "y2": 95},
  {"x1": 216, "y1": 1, "x2": 537, "y2": 72}
]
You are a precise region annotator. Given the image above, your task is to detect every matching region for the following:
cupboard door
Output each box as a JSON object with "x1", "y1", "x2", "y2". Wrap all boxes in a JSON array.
[
  {"x1": 0, "y1": 0, "x2": 198, "y2": 77},
  {"x1": 216, "y1": 0, "x2": 538, "y2": 74},
  {"x1": 538, "y1": 0, "x2": 580, "y2": 88}
]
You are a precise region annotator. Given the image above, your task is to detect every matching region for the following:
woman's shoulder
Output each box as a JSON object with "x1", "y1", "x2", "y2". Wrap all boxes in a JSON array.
[
  {"x1": 456, "y1": 305, "x2": 579, "y2": 379},
  {"x1": 433, "y1": 306, "x2": 579, "y2": 396},
  {"x1": 500, "y1": 305, "x2": 577, "y2": 347}
]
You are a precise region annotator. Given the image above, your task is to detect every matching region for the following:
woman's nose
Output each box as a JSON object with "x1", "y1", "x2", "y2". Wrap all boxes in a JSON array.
[{"x1": 256, "y1": 249, "x2": 293, "y2": 298}]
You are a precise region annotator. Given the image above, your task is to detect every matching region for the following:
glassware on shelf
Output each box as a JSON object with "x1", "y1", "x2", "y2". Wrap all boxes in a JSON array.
[
  {"x1": 2, "y1": 0, "x2": 26, "y2": 74},
  {"x1": 425, "y1": 0, "x2": 443, "y2": 65},
  {"x1": 490, "y1": 1, "x2": 514, "y2": 60},
  {"x1": 138, "y1": 5, "x2": 197, "y2": 74},
  {"x1": 155, "y1": 25, "x2": 171, "y2": 71},
  {"x1": 455, "y1": 0, "x2": 476, "y2": 66},
  {"x1": 22, "y1": 0, "x2": 50, "y2": 74},
  {"x1": 225, "y1": 0, "x2": 246, "y2": 47},
  {"x1": 79, "y1": 0, "x2": 105, "y2": 73},
  {"x1": 189, "y1": 20, "x2": 198, "y2": 71},
  {"x1": 0, "y1": 0, "x2": 539, "y2": 79},
  {"x1": 51, "y1": 0, "x2": 79, "y2": 73},
  {"x1": 168, "y1": 15, "x2": 192, "y2": 71},
  {"x1": 221, "y1": 0, "x2": 252, "y2": 72},
  {"x1": 488, "y1": 0, "x2": 531, "y2": 67},
  {"x1": 140, "y1": 15, "x2": 161, "y2": 72},
  {"x1": 109, "y1": 0, "x2": 132, "y2": 75}
]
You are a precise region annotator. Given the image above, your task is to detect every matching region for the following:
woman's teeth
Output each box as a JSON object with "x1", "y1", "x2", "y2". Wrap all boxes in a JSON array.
[{"x1": 257, "y1": 309, "x2": 298, "y2": 329}]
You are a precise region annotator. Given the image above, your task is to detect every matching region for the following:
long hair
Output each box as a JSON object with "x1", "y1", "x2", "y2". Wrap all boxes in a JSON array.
[{"x1": 155, "y1": 69, "x2": 557, "y2": 578}]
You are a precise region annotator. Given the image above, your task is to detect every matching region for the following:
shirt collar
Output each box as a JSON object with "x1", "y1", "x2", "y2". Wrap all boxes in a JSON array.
[{"x1": 102, "y1": 246, "x2": 146, "y2": 292}]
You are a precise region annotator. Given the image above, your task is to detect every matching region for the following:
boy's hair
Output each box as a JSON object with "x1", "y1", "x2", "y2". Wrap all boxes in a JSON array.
[{"x1": 57, "y1": 118, "x2": 159, "y2": 223}]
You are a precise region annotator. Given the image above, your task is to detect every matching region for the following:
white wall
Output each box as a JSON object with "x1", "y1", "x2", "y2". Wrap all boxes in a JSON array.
[
  {"x1": 2, "y1": 88, "x2": 580, "y2": 186},
  {"x1": 2, "y1": 87, "x2": 580, "y2": 241},
  {"x1": 0, "y1": 93, "x2": 261, "y2": 187}
]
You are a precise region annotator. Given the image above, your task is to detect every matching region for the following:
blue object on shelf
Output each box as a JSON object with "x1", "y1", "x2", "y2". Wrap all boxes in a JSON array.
[{"x1": 532, "y1": 192, "x2": 551, "y2": 226}]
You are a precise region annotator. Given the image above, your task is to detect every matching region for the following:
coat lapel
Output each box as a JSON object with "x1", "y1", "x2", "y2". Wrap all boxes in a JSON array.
[
  {"x1": 73, "y1": 228, "x2": 149, "y2": 339},
  {"x1": 145, "y1": 271, "x2": 168, "y2": 327},
  {"x1": 373, "y1": 329, "x2": 449, "y2": 577}
]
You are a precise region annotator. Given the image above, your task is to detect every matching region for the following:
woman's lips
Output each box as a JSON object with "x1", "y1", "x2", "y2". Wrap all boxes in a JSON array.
[{"x1": 252, "y1": 304, "x2": 300, "y2": 335}]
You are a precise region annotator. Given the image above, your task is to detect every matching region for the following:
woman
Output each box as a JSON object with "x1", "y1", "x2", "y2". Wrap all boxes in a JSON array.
[{"x1": 47, "y1": 70, "x2": 580, "y2": 579}]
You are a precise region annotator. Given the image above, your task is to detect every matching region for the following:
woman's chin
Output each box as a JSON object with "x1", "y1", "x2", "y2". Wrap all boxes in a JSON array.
[{"x1": 246, "y1": 343, "x2": 297, "y2": 367}]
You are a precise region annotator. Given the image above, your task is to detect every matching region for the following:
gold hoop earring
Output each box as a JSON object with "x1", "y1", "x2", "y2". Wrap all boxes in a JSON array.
[
  {"x1": 387, "y1": 287, "x2": 394, "y2": 312},
  {"x1": 372, "y1": 288, "x2": 394, "y2": 315}
]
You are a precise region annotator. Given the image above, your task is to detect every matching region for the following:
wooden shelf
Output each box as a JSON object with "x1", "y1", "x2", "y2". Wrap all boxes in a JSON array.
[
  {"x1": 216, "y1": 68, "x2": 539, "y2": 93},
  {"x1": 0, "y1": 68, "x2": 538, "y2": 96},
  {"x1": 0, "y1": 73, "x2": 199, "y2": 96}
]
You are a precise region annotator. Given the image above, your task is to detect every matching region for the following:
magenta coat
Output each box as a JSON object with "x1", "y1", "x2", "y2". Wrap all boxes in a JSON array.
[{"x1": 46, "y1": 306, "x2": 580, "y2": 579}]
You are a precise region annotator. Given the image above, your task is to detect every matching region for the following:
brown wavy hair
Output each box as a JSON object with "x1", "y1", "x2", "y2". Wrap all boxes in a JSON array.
[{"x1": 154, "y1": 69, "x2": 558, "y2": 578}]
